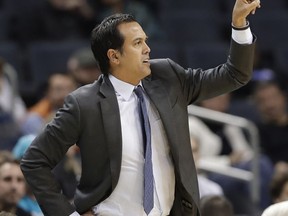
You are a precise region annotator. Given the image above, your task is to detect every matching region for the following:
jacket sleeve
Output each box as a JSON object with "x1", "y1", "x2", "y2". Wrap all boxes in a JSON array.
[
  {"x1": 170, "y1": 37, "x2": 256, "y2": 104},
  {"x1": 20, "y1": 94, "x2": 81, "y2": 216}
]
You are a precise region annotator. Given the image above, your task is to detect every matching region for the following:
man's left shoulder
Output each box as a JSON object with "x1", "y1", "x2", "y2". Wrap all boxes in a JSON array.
[
  {"x1": 150, "y1": 58, "x2": 185, "y2": 77},
  {"x1": 150, "y1": 58, "x2": 175, "y2": 72}
]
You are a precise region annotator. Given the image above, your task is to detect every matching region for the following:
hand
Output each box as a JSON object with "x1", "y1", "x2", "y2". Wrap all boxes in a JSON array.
[
  {"x1": 81, "y1": 210, "x2": 94, "y2": 216},
  {"x1": 66, "y1": 0, "x2": 94, "y2": 18},
  {"x1": 229, "y1": 151, "x2": 244, "y2": 165},
  {"x1": 63, "y1": 0, "x2": 83, "y2": 10},
  {"x1": 232, "y1": 0, "x2": 261, "y2": 28}
]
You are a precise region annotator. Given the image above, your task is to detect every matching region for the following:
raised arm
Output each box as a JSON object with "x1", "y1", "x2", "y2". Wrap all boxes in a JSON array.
[{"x1": 232, "y1": 0, "x2": 261, "y2": 28}]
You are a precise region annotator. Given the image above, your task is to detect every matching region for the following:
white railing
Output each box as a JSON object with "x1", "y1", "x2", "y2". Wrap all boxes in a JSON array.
[{"x1": 188, "y1": 104, "x2": 260, "y2": 206}]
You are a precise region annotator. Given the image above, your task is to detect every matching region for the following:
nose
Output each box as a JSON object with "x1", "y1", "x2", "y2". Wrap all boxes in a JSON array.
[
  {"x1": 143, "y1": 41, "x2": 151, "y2": 54},
  {"x1": 10, "y1": 179, "x2": 19, "y2": 191}
]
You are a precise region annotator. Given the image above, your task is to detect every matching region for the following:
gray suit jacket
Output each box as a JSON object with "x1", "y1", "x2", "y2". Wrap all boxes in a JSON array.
[{"x1": 21, "y1": 39, "x2": 256, "y2": 216}]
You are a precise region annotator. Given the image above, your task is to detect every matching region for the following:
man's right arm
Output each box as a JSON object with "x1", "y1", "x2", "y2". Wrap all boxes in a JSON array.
[{"x1": 20, "y1": 94, "x2": 81, "y2": 216}]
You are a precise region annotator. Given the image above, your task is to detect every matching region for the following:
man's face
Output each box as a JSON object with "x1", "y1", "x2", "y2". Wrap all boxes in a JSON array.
[
  {"x1": 111, "y1": 22, "x2": 151, "y2": 85},
  {"x1": 48, "y1": 75, "x2": 77, "y2": 109},
  {"x1": 200, "y1": 94, "x2": 231, "y2": 113},
  {"x1": 0, "y1": 163, "x2": 26, "y2": 208},
  {"x1": 73, "y1": 67, "x2": 101, "y2": 86},
  {"x1": 255, "y1": 85, "x2": 287, "y2": 124},
  {"x1": 276, "y1": 182, "x2": 288, "y2": 203}
]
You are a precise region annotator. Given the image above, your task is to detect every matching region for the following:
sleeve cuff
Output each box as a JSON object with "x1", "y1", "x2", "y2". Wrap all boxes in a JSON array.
[
  {"x1": 231, "y1": 21, "x2": 253, "y2": 45},
  {"x1": 232, "y1": 21, "x2": 250, "y2": 30}
]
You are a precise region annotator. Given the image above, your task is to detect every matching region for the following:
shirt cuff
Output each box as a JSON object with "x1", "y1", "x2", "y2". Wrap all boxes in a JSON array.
[
  {"x1": 231, "y1": 22, "x2": 253, "y2": 45},
  {"x1": 70, "y1": 211, "x2": 80, "y2": 216}
]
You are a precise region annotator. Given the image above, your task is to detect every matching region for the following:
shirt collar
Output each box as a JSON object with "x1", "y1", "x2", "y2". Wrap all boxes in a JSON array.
[{"x1": 109, "y1": 74, "x2": 142, "y2": 101}]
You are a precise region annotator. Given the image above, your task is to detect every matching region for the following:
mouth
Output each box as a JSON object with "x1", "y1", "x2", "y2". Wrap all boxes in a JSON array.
[{"x1": 143, "y1": 59, "x2": 150, "y2": 64}]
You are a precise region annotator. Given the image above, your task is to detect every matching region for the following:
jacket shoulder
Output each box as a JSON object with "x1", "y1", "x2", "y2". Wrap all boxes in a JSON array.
[{"x1": 71, "y1": 78, "x2": 102, "y2": 99}]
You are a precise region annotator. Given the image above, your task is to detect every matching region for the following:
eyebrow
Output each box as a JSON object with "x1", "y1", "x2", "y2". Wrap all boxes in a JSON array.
[{"x1": 133, "y1": 36, "x2": 149, "y2": 42}]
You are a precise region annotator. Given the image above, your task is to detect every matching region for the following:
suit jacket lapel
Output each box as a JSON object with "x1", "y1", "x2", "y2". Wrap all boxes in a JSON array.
[
  {"x1": 142, "y1": 78, "x2": 180, "y2": 168},
  {"x1": 98, "y1": 76, "x2": 181, "y2": 190},
  {"x1": 99, "y1": 76, "x2": 122, "y2": 190}
]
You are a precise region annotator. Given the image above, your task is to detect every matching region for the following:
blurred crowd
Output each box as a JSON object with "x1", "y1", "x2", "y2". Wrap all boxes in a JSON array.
[{"x1": 1, "y1": 0, "x2": 288, "y2": 215}]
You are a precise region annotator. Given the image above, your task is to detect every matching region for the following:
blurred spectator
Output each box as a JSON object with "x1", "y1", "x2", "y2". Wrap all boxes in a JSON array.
[
  {"x1": 200, "y1": 195, "x2": 234, "y2": 216},
  {"x1": 189, "y1": 121, "x2": 224, "y2": 198},
  {"x1": 0, "y1": 211, "x2": 16, "y2": 216},
  {"x1": 12, "y1": 134, "x2": 80, "y2": 210},
  {"x1": 0, "y1": 151, "x2": 14, "y2": 165},
  {"x1": 234, "y1": 47, "x2": 276, "y2": 98},
  {"x1": 11, "y1": 135, "x2": 43, "y2": 216},
  {"x1": 270, "y1": 172, "x2": 288, "y2": 204},
  {"x1": 253, "y1": 81, "x2": 288, "y2": 165},
  {"x1": 200, "y1": 94, "x2": 255, "y2": 164},
  {"x1": 52, "y1": 144, "x2": 81, "y2": 201},
  {"x1": 21, "y1": 73, "x2": 77, "y2": 135},
  {"x1": 188, "y1": 115, "x2": 222, "y2": 160},
  {"x1": 12, "y1": 135, "x2": 36, "y2": 161},
  {"x1": 67, "y1": 47, "x2": 101, "y2": 86},
  {"x1": 199, "y1": 93, "x2": 274, "y2": 212},
  {"x1": 0, "y1": 158, "x2": 31, "y2": 216},
  {"x1": 0, "y1": 58, "x2": 25, "y2": 150},
  {"x1": 10, "y1": 0, "x2": 98, "y2": 45},
  {"x1": 0, "y1": 58, "x2": 26, "y2": 123},
  {"x1": 97, "y1": 0, "x2": 163, "y2": 40},
  {"x1": 261, "y1": 200, "x2": 288, "y2": 216}
]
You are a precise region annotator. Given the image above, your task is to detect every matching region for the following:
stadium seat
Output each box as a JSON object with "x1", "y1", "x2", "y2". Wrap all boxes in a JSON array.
[
  {"x1": 0, "y1": 11, "x2": 8, "y2": 40},
  {"x1": 249, "y1": 10, "x2": 288, "y2": 52},
  {"x1": 184, "y1": 42, "x2": 230, "y2": 69},
  {"x1": 162, "y1": 11, "x2": 225, "y2": 46},
  {"x1": 149, "y1": 41, "x2": 180, "y2": 63},
  {"x1": 224, "y1": 0, "x2": 287, "y2": 12},
  {"x1": 28, "y1": 40, "x2": 89, "y2": 92},
  {"x1": 0, "y1": 42, "x2": 22, "y2": 74},
  {"x1": 274, "y1": 45, "x2": 288, "y2": 75}
]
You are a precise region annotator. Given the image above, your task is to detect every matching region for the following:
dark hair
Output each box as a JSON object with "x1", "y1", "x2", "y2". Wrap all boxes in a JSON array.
[
  {"x1": 0, "y1": 151, "x2": 14, "y2": 166},
  {"x1": 200, "y1": 195, "x2": 233, "y2": 216},
  {"x1": 90, "y1": 13, "x2": 136, "y2": 75},
  {"x1": 270, "y1": 173, "x2": 288, "y2": 202},
  {"x1": 253, "y1": 80, "x2": 286, "y2": 96}
]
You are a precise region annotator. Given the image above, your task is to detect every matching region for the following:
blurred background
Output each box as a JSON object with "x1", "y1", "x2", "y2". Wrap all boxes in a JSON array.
[{"x1": 1, "y1": 0, "x2": 288, "y2": 216}]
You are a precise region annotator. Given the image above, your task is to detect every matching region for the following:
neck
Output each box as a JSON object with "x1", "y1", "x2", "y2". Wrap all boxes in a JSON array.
[{"x1": 110, "y1": 72, "x2": 140, "y2": 86}]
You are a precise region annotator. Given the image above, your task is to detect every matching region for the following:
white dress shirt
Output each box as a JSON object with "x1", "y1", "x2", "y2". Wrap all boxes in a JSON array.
[
  {"x1": 70, "y1": 26, "x2": 253, "y2": 216},
  {"x1": 91, "y1": 75, "x2": 175, "y2": 216}
]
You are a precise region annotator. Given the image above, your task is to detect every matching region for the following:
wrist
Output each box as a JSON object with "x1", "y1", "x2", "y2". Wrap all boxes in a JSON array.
[{"x1": 232, "y1": 18, "x2": 247, "y2": 28}]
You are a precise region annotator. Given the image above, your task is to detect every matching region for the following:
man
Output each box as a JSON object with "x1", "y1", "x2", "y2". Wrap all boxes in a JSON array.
[
  {"x1": 0, "y1": 158, "x2": 31, "y2": 216},
  {"x1": 200, "y1": 195, "x2": 234, "y2": 216},
  {"x1": 67, "y1": 47, "x2": 102, "y2": 87},
  {"x1": 0, "y1": 58, "x2": 25, "y2": 151},
  {"x1": 22, "y1": 73, "x2": 77, "y2": 135},
  {"x1": 270, "y1": 172, "x2": 288, "y2": 204},
  {"x1": 253, "y1": 81, "x2": 288, "y2": 165},
  {"x1": 20, "y1": 0, "x2": 261, "y2": 215}
]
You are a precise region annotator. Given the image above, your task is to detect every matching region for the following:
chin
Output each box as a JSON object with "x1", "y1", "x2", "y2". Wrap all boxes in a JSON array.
[{"x1": 146, "y1": 68, "x2": 151, "y2": 75}]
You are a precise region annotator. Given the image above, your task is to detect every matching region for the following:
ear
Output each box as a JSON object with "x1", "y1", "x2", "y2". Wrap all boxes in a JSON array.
[{"x1": 107, "y1": 49, "x2": 120, "y2": 65}]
